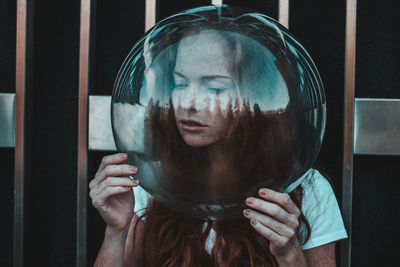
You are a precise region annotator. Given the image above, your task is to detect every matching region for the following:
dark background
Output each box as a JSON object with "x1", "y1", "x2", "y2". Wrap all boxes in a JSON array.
[
  {"x1": 1, "y1": 0, "x2": 399, "y2": 266},
  {"x1": 0, "y1": 0, "x2": 16, "y2": 266}
]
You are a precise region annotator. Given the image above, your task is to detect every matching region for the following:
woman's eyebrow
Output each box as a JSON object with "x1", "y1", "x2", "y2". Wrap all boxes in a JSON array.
[
  {"x1": 201, "y1": 75, "x2": 235, "y2": 87},
  {"x1": 173, "y1": 72, "x2": 234, "y2": 84},
  {"x1": 201, "y1": 75, "x2": 232, "y2": 81},
  {"x1": 173, "y1": 71, "x2": 186, "y2": 78}
]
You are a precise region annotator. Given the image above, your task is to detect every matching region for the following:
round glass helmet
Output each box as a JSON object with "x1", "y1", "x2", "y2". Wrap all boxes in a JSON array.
[{"x1": 111, "y1": 5, "x2": 326, "y2": 220}]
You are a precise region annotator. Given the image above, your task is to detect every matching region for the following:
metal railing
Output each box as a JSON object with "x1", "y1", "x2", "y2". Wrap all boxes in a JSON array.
[{"x1": 3, "y1": 0, "x2": 399, "y2": 266}]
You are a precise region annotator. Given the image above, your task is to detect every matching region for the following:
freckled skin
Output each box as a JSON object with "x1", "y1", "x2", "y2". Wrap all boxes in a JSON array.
[
  {"x1": 172, "y1": 30, "x2": 237, "y2": 147},
  {"x1": 303, "y1": 242, "x2": 336, "y2": 266}
]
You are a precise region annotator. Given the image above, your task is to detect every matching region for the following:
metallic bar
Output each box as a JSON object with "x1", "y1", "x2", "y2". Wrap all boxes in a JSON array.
[
  {"x1": 88, "y1": 95, "x2": 116, "y2": 151},
  {"x1": 0, "y1": 93, "x2": 16, "y2": 147},
  {"x1": 354, "y1": 98, "x2": 400, "y2": 155},
  {"x1": 77, "y1": 0, "x2": 91, "y2": 266},
  {"x1": 87, "y1": 96, "x2": 400, "y2": 154},
  {"x1": 14, "y1": 0, "x2": 27, "y2": 266},
  {"x1": 279, "y1": 0, "x2": 289, "y2": 29},
  {"x1": 211, "y1": 0, "x2": 223, "y2": 5},
  {"x1": 342, "y1": 0, "x2": 357, "y2": 266},
  {"x1": 145, "y1": 0, "x2": 157, "y2": 32}
]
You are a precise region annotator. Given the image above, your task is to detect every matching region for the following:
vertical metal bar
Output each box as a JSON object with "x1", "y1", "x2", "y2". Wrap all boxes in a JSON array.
[
  {"x1": 145, "y1": 0, "x2": 157, "y2": 32},
  {"x1": 279, "y1": 0, "x2": 289, "y2": 29},
  {"x1": 14, "y1": 0, "x2": 27, "y2": 266},
  {"x1": 211, "y1": 0, "x2": 223, "y2": 5},
  {"x1": 342, "y1": 0, "x2": 357, "y2": 266},
  {"x1": 77, "y1": 0, "x2": 91, "y2": 266}
]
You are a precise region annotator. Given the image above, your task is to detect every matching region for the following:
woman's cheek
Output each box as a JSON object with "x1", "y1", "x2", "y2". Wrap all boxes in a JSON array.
[
  {"x1": 171, "y1": 91, "x2": 180, "y2": 107},
  {"x1": 216, "y1": 92, "x2": 233, "y2": 115}
]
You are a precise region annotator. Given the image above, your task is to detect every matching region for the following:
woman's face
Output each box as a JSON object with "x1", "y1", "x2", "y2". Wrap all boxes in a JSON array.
[{"x1": 172, "y1": 30, "x2": 238, "y2": 147}]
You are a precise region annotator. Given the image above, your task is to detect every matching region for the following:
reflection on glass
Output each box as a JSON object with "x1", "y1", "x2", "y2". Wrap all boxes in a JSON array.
[{"x1": 111, "y1": 6, "x2": 326, "y2": 219}]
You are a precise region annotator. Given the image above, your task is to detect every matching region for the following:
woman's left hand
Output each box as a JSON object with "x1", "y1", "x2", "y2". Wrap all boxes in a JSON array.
[{"x1": 243, "y1": 188, "x2": 303, "y2": 263}]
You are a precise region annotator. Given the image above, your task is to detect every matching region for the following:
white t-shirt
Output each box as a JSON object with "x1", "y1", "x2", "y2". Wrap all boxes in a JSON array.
[{"x1": 133, "y1": 169, "x2": 348, "y2": 252}]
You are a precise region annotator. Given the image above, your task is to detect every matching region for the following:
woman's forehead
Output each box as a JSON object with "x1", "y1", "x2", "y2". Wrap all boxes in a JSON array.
[{"x1": 174, "y1": 31, "x2": 234, "y2": 77}]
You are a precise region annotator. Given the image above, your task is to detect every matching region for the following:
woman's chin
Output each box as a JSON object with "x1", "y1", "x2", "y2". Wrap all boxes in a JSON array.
[
  {"x1": 182, "y1": 136, "x2": 213, "y2": 147},
  {"x1": 185, "y1": 139, "x2": 210, "y2": 147}
]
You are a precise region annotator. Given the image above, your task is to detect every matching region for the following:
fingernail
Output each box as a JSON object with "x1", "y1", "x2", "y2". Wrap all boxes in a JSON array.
[
  {"x1": 119, "y1": 153, "x2": 127, "y2": 158},
  {"x1": 250, "y1": 219, "x2": 257, "y2": 225},
  {"x1": 132, "y1": 180, "x2": 139, "y2": 185},
  {"x1": 259, "y1": 189, "x2": 267, "y2": 196},
  {"x1": 246, "y1": 197, "x2": 254, "y2": 205},
  {"x1": 130, "y1": 167, "x2": 137, "y2": 173},
  {"x1": 243, "y1": 209, "x2": 251, "y2": 216}
]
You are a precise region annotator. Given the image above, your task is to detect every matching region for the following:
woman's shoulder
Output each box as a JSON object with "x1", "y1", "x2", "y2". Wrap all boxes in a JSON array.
[
  {"x1": 302, "y1": 169, "x2": 334, "y2": 195},
  {"x1": 133, "y1": 185, "x2": 152, "y2": 217},
  {"x1": 283, "y1": 169, "x2": 331, "y2": 195},
  {"x1": 298, "y1": 169, "x2": 348, "y2": 249},
  {"x1": 296, "y1": 169, "x2": 337, "y2": 213}
]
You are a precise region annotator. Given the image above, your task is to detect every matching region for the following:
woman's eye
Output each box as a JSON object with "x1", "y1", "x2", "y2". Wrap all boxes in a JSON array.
[
  {"x1": 209, "y1": 88, "x2": 224, "y2": 95},
  {"x1": 172, "y1": 83, "x2": 187, "y2": 90}
]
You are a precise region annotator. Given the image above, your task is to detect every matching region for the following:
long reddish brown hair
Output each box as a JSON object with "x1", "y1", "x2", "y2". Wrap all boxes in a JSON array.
[
  {"x1": 136, "y1": 189, "x2": 309, "y2": 267},
  {"x1": 135, "y1": 21, "x2": 311, "y2": 266},
  {"x1": 137, "y1": 101, "x2": 311, "y2": 267}
]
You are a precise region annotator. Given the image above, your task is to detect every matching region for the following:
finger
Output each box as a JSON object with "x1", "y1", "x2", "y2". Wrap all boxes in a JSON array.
[
  {"x1": 246, "y1": 197, "x2": 291, "y2": 222},
  {"x1": 243, "y1": 209, "x2": 296, "y2": 238},
  {"x1": 90, "y1": 164, "x2": 138, "y2": 189},
  {"x1": 258, "y1": 188, "x2": 300, "y2": 216},
  {"x1": 246, "y1": 197, "x2": 299, "y2": 229},
  {"x1": 95, "y1": 186, "x2": 133, "y2": 207},
  {"x1": 249, "y1": 218, "x2": 285, "y2": 246},
  {"x1": 96, "y1": 177, "x2": 139, "y2": 193},
  {"x1": 98, "y1": 153, "x2": 128, "y2": 173}
]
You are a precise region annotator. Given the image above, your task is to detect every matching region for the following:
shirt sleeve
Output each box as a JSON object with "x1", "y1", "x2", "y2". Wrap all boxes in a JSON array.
[
  {"x1": 133, "y1": 185, "x2": 152, "y2": 218},
  {"x1": 300, "y1": 170, "x2": 348, "y2": 250}
]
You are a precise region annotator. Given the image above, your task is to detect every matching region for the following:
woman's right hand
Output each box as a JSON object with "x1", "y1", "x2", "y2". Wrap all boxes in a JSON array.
[{"x1": 89, "y1": 153, "x2": 139, "y2": 233}]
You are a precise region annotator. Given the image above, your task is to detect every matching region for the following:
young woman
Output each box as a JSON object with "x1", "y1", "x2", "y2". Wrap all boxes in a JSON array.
[{"x1": 90, "y1": 25, "x2": 347, "y2": 267}]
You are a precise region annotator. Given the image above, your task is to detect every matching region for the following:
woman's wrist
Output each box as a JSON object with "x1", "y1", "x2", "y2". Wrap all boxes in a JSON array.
[
  {"x1": 93, "y1": 225, "x2": 130, "y2": 267},
  {"x1": 105, "y1": 225, "x2": 129, "y2": 242},
  {"x1": 274, "y1": 247, "x2": 308, "y2": 267}
]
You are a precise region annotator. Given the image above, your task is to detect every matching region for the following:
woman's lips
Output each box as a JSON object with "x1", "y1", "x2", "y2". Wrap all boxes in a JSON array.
[{"x1": 180, "y1": 120, "x2": 207, "y2": 132}]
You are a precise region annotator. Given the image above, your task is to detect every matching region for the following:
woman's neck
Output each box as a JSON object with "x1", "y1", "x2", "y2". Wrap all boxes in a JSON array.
[{"x1": 207, "y1": 144, "x2": 230, "y2": 186}]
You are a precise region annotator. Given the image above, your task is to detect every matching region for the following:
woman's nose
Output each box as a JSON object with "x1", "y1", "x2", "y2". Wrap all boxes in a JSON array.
[
  {"x1": 176, "y1": 84, "x2": 211, "y2": 112},
  {"x1": 180, "y1": 86, "x2": 199, "y2": 111}
]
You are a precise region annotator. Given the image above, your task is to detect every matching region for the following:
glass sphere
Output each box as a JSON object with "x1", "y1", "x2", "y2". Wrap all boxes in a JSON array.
[{"x1": 111, "y1": 5, "x2": 326, "y2": 220}]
